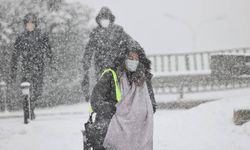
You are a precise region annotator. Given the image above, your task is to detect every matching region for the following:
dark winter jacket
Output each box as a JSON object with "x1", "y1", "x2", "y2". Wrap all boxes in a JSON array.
[
  {"x1": 89, "y1": 60, "x2": 156, "y2": 148},
  {"x1": 89, "y1": 70, "x2": 117, "y2": 148},
  {"x1": 10, "y1": 28, "x2": 52, "y2": 81},
  {"x1": 81, "y1": 7, "x2": 131, "y2": 100}
]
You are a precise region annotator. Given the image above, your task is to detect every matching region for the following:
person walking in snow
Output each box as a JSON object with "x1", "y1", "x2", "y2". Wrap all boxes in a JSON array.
[
  {"x1": 81, "y1": 6, "x2": 133, "y2": 101},
  {"x1": 10, "y1": 13, "x2": 53, "y2": 123},
  {"x1": 88, "y1": 44, "x2": 156, "y2": 150}
]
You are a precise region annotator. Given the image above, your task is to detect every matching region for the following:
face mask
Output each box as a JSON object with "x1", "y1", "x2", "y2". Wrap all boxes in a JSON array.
[
  {"x1": 100, "y1": 19, "x2": 110, "y2": 28},
  {"x1": 125, "y1": 59, "x2": 139, "y2": 72}
]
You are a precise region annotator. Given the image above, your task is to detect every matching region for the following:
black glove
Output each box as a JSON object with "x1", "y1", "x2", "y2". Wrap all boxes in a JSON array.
[
  {"x1": 81, "y1": 74, "x2": 90, "y2": 102},
  {"x1": 153, "y1": 105, "x2": 157, "y2": 114},
  {"x1": 85, "y1": 94, "x2": 90, "y2": 102}
]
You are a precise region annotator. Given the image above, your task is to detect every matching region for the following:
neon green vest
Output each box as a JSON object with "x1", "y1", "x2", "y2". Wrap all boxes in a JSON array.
[{"x1": 88, "y1": 68, "x2": 121, "y2": 113}]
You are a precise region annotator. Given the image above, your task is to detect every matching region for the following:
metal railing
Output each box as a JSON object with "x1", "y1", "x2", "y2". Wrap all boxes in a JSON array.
[
  {"x1": 148, "y1": 48, "x2": 250, "y2": 96},
  {"x1": 148, "y1": 47, "x2": 250, "y2": 76}
]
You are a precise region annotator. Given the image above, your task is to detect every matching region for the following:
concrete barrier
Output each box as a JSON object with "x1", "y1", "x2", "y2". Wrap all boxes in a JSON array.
[{"x1": 233, "y1": 109, "x2": 250, "y2": 125}]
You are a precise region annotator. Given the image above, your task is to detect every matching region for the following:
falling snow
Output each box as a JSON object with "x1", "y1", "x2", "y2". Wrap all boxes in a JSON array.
[{"x1": 0, "y1": 0, "x2": 250, "y2": 150}]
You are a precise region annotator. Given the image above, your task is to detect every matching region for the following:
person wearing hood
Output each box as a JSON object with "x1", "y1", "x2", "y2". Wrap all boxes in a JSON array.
[
  {"x1": 87, "y1": 47, "x2": 155, "y2": 150},
  {"x1": 10, "y1": 13, "x2": 53, "y2": 123},
  {"x1": 81, "y1": 6, "x2": 133, "y2": 101}
]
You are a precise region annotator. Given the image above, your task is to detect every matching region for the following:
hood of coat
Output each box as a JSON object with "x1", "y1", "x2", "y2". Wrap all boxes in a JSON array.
[
  {"x1": 96, "y1": 7, "x2": 115, "y2": 27},
  {"x1": 126, "y1": 39, "x2": 151, "y2": 72},
  {"x1": 111, "y1": 39, "x2": 152, "y2": 82}
]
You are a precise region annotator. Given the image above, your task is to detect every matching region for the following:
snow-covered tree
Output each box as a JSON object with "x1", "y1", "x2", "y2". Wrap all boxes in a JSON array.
[{"x1": 0, "y1": 0, "x2": 94, "y2": 109}]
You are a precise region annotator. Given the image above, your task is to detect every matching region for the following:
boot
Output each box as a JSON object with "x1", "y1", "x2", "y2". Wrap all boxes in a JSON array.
[{"x1": 31, "y1": 109, "x2": 36, "y2": 120}]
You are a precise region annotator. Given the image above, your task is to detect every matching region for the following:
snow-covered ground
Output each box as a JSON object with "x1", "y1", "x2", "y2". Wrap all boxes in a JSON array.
[
  {"x1": 0, "y1": 89, "x2": 250, "y2": 150},
  {"x1": 155, "y1": 94, "x2": 250, "y2": 150},
  {"x1": 156, "y1": 88, "x2": 250, "y2": 102}
]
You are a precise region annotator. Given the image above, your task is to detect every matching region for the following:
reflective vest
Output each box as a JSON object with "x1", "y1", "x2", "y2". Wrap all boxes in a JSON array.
[{"x1": 88, "y1": 68, "x2": 121, "y2": 113}]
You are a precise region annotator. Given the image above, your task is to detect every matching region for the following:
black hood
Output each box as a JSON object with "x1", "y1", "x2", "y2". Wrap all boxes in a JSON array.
[
  {"x1": 126, "y1": 40, "x2": 151, "y2": 72},
  {"x1": 96, "y1": 7, "x2": 115, "y2": 27},
  {"x1": 112, "y1": 39, "x2": 152, "y2": 74}
]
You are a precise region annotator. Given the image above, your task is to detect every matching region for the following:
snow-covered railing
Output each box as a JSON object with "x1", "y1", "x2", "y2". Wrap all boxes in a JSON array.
[
  {"x1": 152, "y1": 75, "x2": 250, "y2": 95},
  {"x1": 148, "y1": 47, "x2": 250, "y2": 77},
  {"x1": 149, "y1": 48, "x2": 250, "y2": 96}
]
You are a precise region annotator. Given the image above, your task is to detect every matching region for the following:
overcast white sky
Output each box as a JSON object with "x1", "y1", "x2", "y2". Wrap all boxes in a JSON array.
[{"x1": 68, "y1": 0, "x2": 250, "y2": 54}]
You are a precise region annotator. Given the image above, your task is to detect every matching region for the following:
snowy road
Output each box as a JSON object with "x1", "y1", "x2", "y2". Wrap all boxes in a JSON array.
[
  {"x1": 0, "y1": 93, "x2": 250, "y2": 150},
  {"x1": 0, "y1": 104, "x2": 89, "y2": 150},
  {"x1": 0, "y1": 114, "x2": 85, "y2": 150}
]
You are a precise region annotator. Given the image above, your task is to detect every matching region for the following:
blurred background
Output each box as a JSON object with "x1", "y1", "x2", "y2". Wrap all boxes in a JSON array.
[
  {"x1": 0, "y1": 1, "x2": 250, "y2": 150},
  {"x1": 71, "y1": 0, "x2": 250, "y2": 54},
  {"x1": 0, "y1": 0, "x2": 250, "y2": 109}
]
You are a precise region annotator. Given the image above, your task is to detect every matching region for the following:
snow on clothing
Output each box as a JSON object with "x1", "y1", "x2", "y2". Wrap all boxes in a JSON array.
[
  {"x1": 90, "y1": 70, "x2": 118, "y2": 149},
  {"x1": 10, "y1": 28, "x2": 52, "y2": 108},
  {"x1": 82, "y1": 12, "x2": 157, "y2": 108},
  {"x1": 81, "y1": 7, "x2": 134, "y2": 100},
  {"x1": 103, "y1": 72, "x2": 154, "y2": 150},
  {"x1": 90, "y1": 67, "x2": 155, "y2": 149}
]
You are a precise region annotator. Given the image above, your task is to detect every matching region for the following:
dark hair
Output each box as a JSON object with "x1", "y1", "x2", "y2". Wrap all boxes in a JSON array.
[{"x1": 23, "y1": 13, "x2": 38, "y2": 27}]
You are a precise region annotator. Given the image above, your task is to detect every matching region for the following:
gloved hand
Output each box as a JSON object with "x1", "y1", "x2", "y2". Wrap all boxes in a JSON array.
[
  {"x1": 153, "y1": 104, "x2": 157, "y2": 114},
  {"x1": 81, "y1": 74, "x2": 90, "y2": 102},
  {"x1": 85, "y1": 94, "x2": 90, "y2": 102}
]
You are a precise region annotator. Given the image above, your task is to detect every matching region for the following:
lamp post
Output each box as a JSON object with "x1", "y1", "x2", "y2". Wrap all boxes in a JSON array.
[
  {"x1": 20, "y1": 82, "x2": 31, "y2": 95},
  {"x1": 0, "y1": 81, "x2": 7, "y2": 113},
  {"x1": 164, "y1": 13, "x2": 225, "y2": 50}
]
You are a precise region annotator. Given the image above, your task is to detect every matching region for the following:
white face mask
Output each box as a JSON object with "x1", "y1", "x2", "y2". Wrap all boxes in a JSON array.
[
  {"x1": 100, "y1": 19, "x2": 110, "y2": 28},
  {"x1": 125, "y1": 59, "x2": 139, "y2": 72}
]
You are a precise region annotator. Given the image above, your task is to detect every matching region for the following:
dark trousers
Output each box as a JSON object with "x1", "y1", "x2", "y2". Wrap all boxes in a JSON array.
[
  {"x1": 23, "y1": 95, "x2": 31, "y2": 123},
  {"x1": 21, "y1": 70, "x2": 44, "y2": 121}
]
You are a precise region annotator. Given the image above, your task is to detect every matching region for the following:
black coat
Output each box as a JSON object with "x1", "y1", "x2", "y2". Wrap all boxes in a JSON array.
[
  {"x1": 11, "y1": 29, "x2": 52, "y2": 81},
  {"x1": 82, "y1": 7, "x2": 129, "y2": 75},
  {"x1": 81, "y1": 7, "x2": 132, "y2": 100},
  {"x1": 89, "y1": 71, "x2": 117, "y2": 149},
  {"x1": 10, "y1": 28, "x2": 52, "y2": 103}
]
